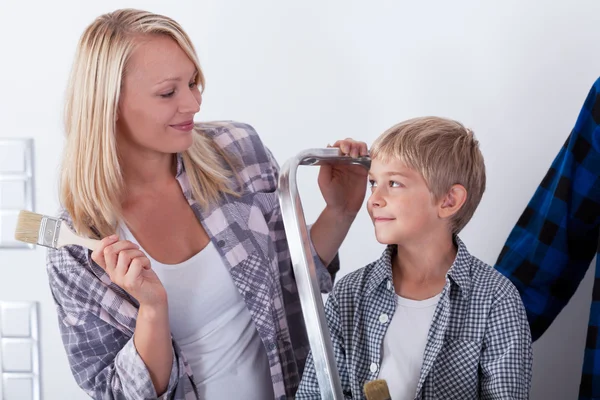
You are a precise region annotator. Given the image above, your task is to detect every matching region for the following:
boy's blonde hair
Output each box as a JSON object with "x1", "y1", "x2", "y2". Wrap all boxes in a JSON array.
[
  {"x1": 370, "y1": 116, "x2": 486, "y2": 234},
  {"x1": 61, "y1": 9, "x2": 238, "y2": 238}
]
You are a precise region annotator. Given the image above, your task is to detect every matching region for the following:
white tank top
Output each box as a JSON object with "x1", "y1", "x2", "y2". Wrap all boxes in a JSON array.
[{"x1": 119, "y1": 224, "x2": 275, "y2": 400}]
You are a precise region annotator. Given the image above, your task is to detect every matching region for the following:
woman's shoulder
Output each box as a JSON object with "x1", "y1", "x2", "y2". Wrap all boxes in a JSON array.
[
  {"x1": 44, "y1": 209, "x2": 107, "y2": 315},
  {"x1": 197, "y1": 120, "x2": 269, "y2": 159},
  {"x1": 196, "y1": 121, "x2": 278, "y2": 193}
]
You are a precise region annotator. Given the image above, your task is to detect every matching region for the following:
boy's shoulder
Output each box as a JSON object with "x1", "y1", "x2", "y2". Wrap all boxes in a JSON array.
[
  {"x1": 331, "y1": 252, "x2": 389, "y2": 301},
  {"x1": 330, "y1": 244, "x2": 522, "y2": 308},
  {"x1": 468, "y1": 253, "x2": 521, "y2": 304}
]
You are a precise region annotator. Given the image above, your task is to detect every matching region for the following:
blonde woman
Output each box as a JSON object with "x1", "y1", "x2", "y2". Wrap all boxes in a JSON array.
[{"x1": 47, "y1": 9, "x2": 368, "y2": 400}]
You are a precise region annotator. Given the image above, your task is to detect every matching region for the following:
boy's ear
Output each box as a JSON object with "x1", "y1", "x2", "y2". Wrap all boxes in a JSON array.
[{"x1": 438, "y1": 184, "x2": 467, "y2": 219}]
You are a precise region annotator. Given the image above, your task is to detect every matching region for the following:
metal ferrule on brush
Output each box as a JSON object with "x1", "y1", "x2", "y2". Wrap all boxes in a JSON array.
[{"x1": 38, "y1": 216, "x2": 61, "y2": 248}]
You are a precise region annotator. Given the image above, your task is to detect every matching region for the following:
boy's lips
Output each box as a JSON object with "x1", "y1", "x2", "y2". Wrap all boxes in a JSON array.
[{"x1": 373, "y1": 217, "x2": 395, "y2": 222}]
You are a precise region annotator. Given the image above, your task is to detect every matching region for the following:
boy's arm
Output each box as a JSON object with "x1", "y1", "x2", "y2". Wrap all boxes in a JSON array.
[
  {"x1": 495, "y1": 77, "x2": 600, "y2": 340},
  {"x1": 296, "y1": 291, "x2": 352, "y2": 399},
  {"x1": 480, "y1": 287, "x2": 533, "y2": 400}
]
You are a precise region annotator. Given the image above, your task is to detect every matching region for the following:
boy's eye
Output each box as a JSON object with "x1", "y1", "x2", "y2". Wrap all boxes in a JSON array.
[
  {"x1": 368, "y1": 180, "x2": 377, "y2": 188},
  {"x1": 389, "y1": 181, "x2": 402, "y2": 188}
]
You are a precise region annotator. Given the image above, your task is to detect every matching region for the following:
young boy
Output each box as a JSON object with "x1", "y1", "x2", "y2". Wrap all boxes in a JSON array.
[{"x1": 296, "y1": 117, "x2": 532, "y2": 399}]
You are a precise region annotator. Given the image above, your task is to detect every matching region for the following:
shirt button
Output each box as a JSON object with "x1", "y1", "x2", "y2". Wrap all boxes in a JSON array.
[
  {"x1": 386, "y1": 280, "x2": 392, "y2": 290},
  {"x1": 379, "y1": 313, "x2": 389, "y2": 324},
  {"x1": 217, "y1": 240, "x2": 226, "y2": 248},
  {"x1": 370, "y1": 363, "x2": 378, "y2": 373}
]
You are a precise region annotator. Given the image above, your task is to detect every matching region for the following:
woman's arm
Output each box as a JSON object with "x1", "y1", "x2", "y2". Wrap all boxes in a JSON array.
[
  {"x1": 311, "y1": 139, "x2": 369, "y2": 265},
  {"x1": 47, "y1": 242, "x2": 182, "y2": 399}
]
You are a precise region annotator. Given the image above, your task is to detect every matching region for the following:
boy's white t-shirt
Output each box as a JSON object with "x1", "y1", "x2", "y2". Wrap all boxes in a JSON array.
[{"x1": 378, "y1": 293, "x2": 441, "y2": 400}]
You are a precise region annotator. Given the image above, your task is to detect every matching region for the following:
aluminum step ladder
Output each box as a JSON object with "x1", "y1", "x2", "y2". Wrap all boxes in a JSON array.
[{"x1": 278, "y1": 148, "x2": 371, "y2": 400}]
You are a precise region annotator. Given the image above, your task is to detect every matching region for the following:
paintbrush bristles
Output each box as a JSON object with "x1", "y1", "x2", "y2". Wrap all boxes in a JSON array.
[
  {"x1": 364, "y1": 379, "x2": 392, "y2": 400},
  {"x1": 14, "y1": 210, "x2": 43, "y2": 245}
]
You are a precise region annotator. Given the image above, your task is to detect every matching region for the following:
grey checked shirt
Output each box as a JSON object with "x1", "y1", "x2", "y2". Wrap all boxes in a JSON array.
[
  {"x1": 46, "y1": 121, "x2": 338, "y2": 400},
  {"x1": 297, "y1": 238, "x2": 532, "y2": 399}
]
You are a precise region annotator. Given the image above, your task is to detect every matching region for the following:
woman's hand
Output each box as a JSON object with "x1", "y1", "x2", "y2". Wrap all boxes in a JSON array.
[
  {"x1": 318, "y1": 138, "x2": 369, "y2": 218},
  {"x1": 92, "y1": 236, "x2": 167, "y2": 308}
]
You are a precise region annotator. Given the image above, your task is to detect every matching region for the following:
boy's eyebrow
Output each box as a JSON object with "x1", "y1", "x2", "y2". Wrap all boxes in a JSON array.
[
  {"x1": 369, "y1": 171, "x2": 411, "y2": 179},
  {"x1": 386, "y1": 171, "x2": 410, "y2": 178}
]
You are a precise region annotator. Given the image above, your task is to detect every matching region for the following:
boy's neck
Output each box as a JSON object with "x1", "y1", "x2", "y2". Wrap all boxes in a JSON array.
[{"x1": 391, "y1": 231, "x2": 457, "y2": 300}]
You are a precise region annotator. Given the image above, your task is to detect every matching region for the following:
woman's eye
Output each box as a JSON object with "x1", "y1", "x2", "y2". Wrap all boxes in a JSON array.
[{"x1": 160, "y1": 91, "x2": 175, "y2": 98}]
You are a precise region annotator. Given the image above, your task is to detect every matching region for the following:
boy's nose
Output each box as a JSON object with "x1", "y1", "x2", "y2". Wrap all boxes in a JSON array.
[{"x1": 368, "y1": 192, "x2": 386, "y2": 208}]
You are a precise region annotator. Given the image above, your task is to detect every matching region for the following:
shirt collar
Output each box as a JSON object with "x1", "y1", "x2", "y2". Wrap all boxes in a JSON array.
[
  {"x1": 445, "y1": 236, "x2": 474, "y2": 297},
  {"x1": 175, "y1": 153, "x2": 184, "y2": 178},
  {"x1": 366, "y1": 236, "x2": 473, "y2": 298}
]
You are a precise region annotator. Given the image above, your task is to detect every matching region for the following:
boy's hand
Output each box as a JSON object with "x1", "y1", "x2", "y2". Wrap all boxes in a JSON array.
[{"x1": 318, "y1": 138, "x2": 369, "y2": 218}]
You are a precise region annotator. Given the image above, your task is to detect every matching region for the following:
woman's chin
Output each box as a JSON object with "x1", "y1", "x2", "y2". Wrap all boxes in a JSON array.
[{"x1": 165, "y1": 134, "x2": 194, "y2": 153}]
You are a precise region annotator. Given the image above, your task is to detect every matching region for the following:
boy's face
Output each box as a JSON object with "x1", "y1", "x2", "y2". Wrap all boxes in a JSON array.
[{"x1": 367, "y1": 158, "x2": 441, "y2": 245}]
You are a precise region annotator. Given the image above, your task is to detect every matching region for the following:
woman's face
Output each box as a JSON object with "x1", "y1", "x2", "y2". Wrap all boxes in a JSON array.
[{"x1": 116, "y1": 35, "x2": 202, "y2": 155}]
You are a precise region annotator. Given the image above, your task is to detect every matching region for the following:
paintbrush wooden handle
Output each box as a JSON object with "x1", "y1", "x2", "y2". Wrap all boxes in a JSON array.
[
  {"x1": 71, "y1": 235, "x2": 101, "y2": 251},
  {"x1": 57, "y1": 223, "x2": 101, "y2": 251}
]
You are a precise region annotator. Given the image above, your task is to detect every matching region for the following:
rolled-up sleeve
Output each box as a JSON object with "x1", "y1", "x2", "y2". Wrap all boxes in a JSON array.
[{"x1": 48, "y1": 246, "x2": 183, "y2": 399}]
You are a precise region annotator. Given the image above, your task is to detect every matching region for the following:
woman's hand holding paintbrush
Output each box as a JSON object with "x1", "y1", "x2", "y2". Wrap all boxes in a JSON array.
[
  {"x1": 89, "y1": 234, "x2": 172, "y2": 394},
  {"x1": 92, "y1": 235, "x2": 167, "y2": 307},
  {"x1": 15, "y1": 210, "x2": 174, "y2": 393},
  {"x1": 14, "y1": 210, "x2": 167, "y2": 307}
]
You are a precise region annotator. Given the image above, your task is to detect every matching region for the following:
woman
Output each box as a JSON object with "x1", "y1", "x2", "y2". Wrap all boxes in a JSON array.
[{"x1": 47, "y1": 8, "x2": 368, "y2": 400}]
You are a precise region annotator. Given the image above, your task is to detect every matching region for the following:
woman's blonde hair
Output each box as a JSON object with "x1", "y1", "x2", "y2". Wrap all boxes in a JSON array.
[
  {"x1": 370, "y1": 116, "x2": 486, "y2": 234},
  {"x1": 61, "y1": 9, "x2": 238, "y2": 238}
]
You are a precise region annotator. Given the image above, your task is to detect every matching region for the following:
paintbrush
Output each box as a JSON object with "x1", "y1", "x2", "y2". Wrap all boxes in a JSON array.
[
  {"x1": 14, "y1": 210, "x2": 101, "y2": 250},
  {"x1": 364, "y1": 379, "x2": 392, "y2": 400}
]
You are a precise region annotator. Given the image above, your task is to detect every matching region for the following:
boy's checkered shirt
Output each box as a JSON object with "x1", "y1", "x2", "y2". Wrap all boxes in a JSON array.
[{"x1": 297, "y1": 237, "x2": 532, "y2": 399}]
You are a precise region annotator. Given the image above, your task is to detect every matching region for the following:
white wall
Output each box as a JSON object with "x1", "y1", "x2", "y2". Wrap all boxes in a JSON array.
[{"x1": 1, "y1": 1, "x2": 599, "y2": 399}]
